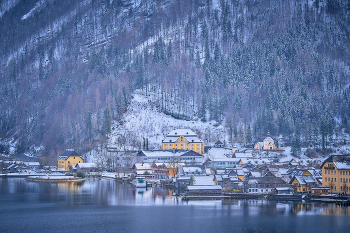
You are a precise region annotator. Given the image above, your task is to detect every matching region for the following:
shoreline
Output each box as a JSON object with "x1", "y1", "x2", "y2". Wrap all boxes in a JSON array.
[{"x1": 24, "y1": 176, "x2": 88, "y2": 182}]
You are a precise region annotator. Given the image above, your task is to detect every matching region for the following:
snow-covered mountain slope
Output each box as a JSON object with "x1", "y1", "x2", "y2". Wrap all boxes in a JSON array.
[{"x1": 107, "y1": 88, "x2": 229, "y2": 151}]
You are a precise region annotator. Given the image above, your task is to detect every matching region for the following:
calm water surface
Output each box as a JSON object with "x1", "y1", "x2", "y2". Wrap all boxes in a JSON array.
[{"x1": 1, "y1": 178, "x2": 349, "y2": 233}]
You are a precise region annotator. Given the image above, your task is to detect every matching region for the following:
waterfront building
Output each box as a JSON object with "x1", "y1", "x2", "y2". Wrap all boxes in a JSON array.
[
  {"x1": 162, "y1": 129, "x2": 204, "y2": 154},
  {"x1": 76, "y1": 163, "x2": 97, "y2": 173},
  {"x1": 289, "y1": 175, "x2": 319, "y2": 193},
  {"x1": 245, "y1": 171, "x2": 287, "y2": 194},
  {"x1": 57, "y1": 149, "x2": 83, "y2": 171},
  {"x1": 321, "y1": 155, "x2": 350, "y2": 193}
]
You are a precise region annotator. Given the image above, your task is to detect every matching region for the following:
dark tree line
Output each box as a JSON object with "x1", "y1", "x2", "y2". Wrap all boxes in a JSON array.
[{"x1": 1, "y1": 0, "x2": 350, "y2": 159}]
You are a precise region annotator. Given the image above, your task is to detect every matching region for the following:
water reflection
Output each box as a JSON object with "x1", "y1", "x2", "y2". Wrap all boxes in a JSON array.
[{"x1": 1, "y1": 178, "x2": 350, "y2": 216}]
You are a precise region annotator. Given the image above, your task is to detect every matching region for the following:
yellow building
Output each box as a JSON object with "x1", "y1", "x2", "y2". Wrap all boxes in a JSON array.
[
  {"x1": 321, "y1": 155, "x2": 350, "y2": 194},
  {"x1": 289, "y1": 175, "x2": 318, "y2": 193},
  {"x1": 162, "y1": 129, "x2": 204, "y2": 154},
  {"x1": 58, "y1": 149, "x2": 84, "y2": 171}
]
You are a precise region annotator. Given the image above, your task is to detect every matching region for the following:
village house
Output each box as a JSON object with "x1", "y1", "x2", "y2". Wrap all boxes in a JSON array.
[
  {"x1": 310, "y1": 187, "x2": 331, "y2": 195},
  {"x1": 162, "y1": 129, "x2": 205, "y2": 154},
  {"x1": 207, "y1": 158, "x2": 242, "y2": 168},
  {"x1": 186, "y1": 175, "x2": 222, "y2": 194},
  {"x1": 24, "y1": 162, "x2": 40, "y2": 170},
  {"x1": 76, "y1": 163, "x2": 97, "y2": 173},
  {"x1": 321, "y1": 155, "x2": 350, "y2": 194},
  {"x1": 245, "y1": 171, "x2": 287, "y2": 194},
  {"x1": 289, "y1": 175, "x2": 320, "y2": 193},
  {"x1": 151, "y1": 163, "x2": 169, "y2": 179},
  {"x1": 254, "y1": 136, "x2": 277, "y2": 150},
  {"x1": 233, "y1": 152, "x2": 254, "y2": 159},
  {"x1": 57, "y1": 149, "x2": 83, "y2": 172},
  {"x1": 137, "y1": 150, "x2": 203, "y2": 165},
  {"x1": 214, "y1": 140, "x2": 224, "y2": 148},
  {"x1": 181, "y1": 166, "x2": 204, "y2": 176},
  {"x1": 132, "y1": 163, "x2": 153, "y2": 177}
]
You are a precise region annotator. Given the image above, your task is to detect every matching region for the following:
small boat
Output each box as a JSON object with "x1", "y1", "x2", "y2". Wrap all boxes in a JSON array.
[{"x1": 135, "y1": 176, "x2": 146, "y2": 188}]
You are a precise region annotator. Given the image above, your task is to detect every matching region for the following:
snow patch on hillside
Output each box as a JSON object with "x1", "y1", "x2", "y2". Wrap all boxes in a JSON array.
[
  {"x1": 107, "y1": 89, "x2": 228, "y2": 151},
  {"x1": 0, "y1": 0, "x2": 20, "y2": 19},
  {"x1": 21, "y1": 0, "x2": 47, "y2": 20}
]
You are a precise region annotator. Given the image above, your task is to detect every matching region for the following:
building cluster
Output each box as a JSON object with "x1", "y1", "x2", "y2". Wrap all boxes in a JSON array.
[
  {"x1": 2, "y1": 128, "x2": 350, "y2": 196},
  {"x1": 110, "y1": 129, "x2": 350, "y2": 195},
  {"x1": 0, "y1": 160, "x2": 40, "y2": 173}
]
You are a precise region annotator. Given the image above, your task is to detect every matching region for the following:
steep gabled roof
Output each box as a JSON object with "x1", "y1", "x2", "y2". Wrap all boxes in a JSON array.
[
  {"x1": 58, "y1": 150, "x2": 81, "y2": 160},
  {"x1": 321, "y1": 155, "x2": 350, "y2": 169}
]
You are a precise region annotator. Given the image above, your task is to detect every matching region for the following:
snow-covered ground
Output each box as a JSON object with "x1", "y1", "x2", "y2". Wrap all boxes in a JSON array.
[{"x1": 107, "y1": 89, "x2": 228, "y2": 151}]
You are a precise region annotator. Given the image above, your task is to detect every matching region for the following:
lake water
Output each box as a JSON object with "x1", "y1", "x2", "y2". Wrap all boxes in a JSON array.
[{"x1": 1, "y1": 178, "x2": 350, "y2": 233}]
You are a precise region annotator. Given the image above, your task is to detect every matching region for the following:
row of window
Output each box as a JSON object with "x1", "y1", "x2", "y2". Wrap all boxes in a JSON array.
[
  {"x1": 340, "y1": 170, "x2": 350, "y2": 175},
  {"x1": 324, "y1": 169, "x2": 350, "y2": 176},
  {"x1": 340, "y1": 178, "x2": 349, "y2": 183},
  {"x1": 325, "y1": 177, "x2": 336, "y2": 183},
  {"x1": 341, "y1": 186, "x2": 349, "y2": 191},
  {"x1": 215, "y1": 162, "x2": 237, "y2": 165},
  {"x1": 249, "y1": 189, "x2": 270, "y2": 192},
  {"x1": 325, "y1": 170, "x2": 336, "y2": 175}
]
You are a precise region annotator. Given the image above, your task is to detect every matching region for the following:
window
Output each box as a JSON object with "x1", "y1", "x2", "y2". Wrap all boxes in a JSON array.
[
  {"x1": 331, "y1": 171, "x2": 333, "y2": 175},
  {"x1": 341, "y1": 178, "x2": 343, "y2": 182},
  {"x1": 335, "y1": 178, "x2": 336, "y2": 182},
  {"x1": 335, "y1": 171, "x2": 336, "y2": 175},
  {"x1": 328, "y1": 170, "x2": 330, "y2": 174}
]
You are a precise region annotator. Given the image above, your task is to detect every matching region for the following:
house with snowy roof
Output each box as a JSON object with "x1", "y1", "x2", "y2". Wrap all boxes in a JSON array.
[
  {"x1": 137, "y1": 150, "x2": 203, "y2": 165},
  {"x1": 254, "y1": 136, "x2": 277, "y2": 150},
  {"x1": 207, "y1": 158, "x2": 242, "y2": 168},
  {"x1": 57, "y1": 149, "x2": 83, "y2": 171},
  {"x1": 132, "y1": 163, "x2": 153, "y2": 176},
  {"x1": 321, "y1": 155, "x2": 350, "y2": 194},
  {"x1": 76, "y1": 163, "x2": 97, "y2": 173},
  {"x1": 182, "y1": 166, "x2": 203, "y2": 176},
  {"x1": 233, "y1": 152, "x2": 253, "y2": 159},
  {"x1": 186, "y1": 175, "x2": 222, "y2": 194},
  {"x1": 289, "y1": 175, "x2": 320, "y2": 193},
  {"x1": 245, "y1": 171, "x2": 287, "y2": 194},
  {"x1": 162, "y1": 129, "x2": 204, "y2": 154}
]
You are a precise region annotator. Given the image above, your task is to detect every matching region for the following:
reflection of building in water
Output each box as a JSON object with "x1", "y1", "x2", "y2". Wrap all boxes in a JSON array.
[
  {"x1": 57, "y1": 181, "x2": 85, "y2": 192},
  {"x1": 291, "y1": 203, "x2": 312, "y2": 215},
  {"x1": 322, "y1": 204, "x2": 350, "y2": 216},
  {"x1": 291, "y1": 202, "x2": 350, "y2": 216}
]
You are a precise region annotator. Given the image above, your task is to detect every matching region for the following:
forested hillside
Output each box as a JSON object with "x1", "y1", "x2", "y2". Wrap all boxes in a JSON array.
[{"x1": 1, "y1": 0, "x2": 350, "y2": 161}]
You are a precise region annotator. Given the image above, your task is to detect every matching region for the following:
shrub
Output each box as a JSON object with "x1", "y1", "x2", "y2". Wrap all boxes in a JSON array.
[{"x1": 76, "y1": 171, "x2": 85, "y2": 178}]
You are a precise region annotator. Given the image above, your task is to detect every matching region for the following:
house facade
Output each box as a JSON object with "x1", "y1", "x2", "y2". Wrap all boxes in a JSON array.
[
  {"x1": 162, "y1": 129, "x2": 204, "y2": 154},
  {"x1": 138, "y1": 150, "x2": 203, "y2": 165},
  {"x1": 289, "y1": 175, "x2": 319, "y2": 193},
  {"x1": 57, "y1": 149, "x2": 83, "y2": 171},
  {"x1": 254, "y1": 136, "x2": 276, "y2": 150},
  {"x1": 321, "y1": 155, "x2": 350, "y2": 193},
  {"x1": 245, "y1": 171, "x2": 286, "y2": 194}
]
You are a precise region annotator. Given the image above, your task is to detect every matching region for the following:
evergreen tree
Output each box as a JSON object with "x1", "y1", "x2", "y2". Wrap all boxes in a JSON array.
[
  {"x1": 246, "y1": 124, "x2": 252, "y2": 144},
  {"x1": 87, "y1": 112, "x2": 93, "y2": 142},
  {"x1": 102, "y1": 108, "x2": 111, "y2": 137}
]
